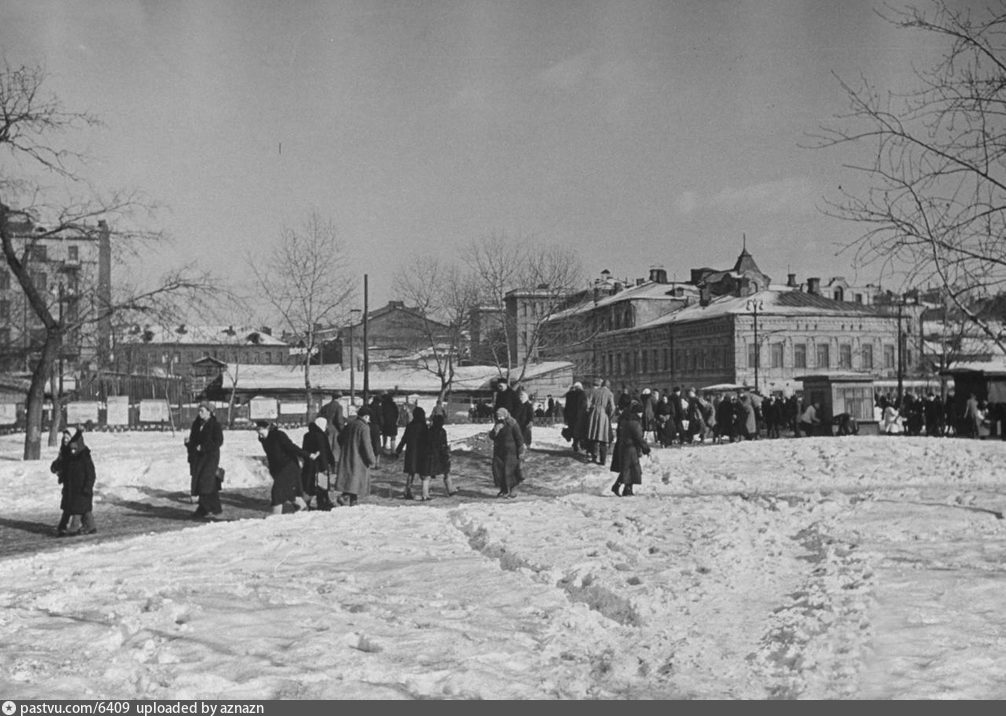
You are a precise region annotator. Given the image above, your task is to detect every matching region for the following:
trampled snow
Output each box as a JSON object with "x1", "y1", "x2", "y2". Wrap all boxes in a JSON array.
[{"x1": 1, "y1": 425, "x2": 1005, "y2": 699}]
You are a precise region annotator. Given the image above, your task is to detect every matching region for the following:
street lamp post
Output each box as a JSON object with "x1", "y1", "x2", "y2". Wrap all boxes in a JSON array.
[
  {"x1": 746, "y1": 298, "x2": 764, "y2": 393},
  {"x1": 349, "y1": 308, "x2": 361, "y2": 407}
]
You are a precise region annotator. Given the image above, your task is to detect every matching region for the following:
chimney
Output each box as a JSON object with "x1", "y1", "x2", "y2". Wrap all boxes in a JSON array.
[
  {"x1": 787, "y1": 273, "x2": 797, "y2": 288},
  {"x1": 699, "y1": 284, "x2": 711, "y2": 307},
  {"x1": 636, "y1": 277, "x2": 645, "y2": 287},
  {"x1": 648, "y1": 265, "x2": 667, "y2": 284},
  {"x1": 613, "y1": 281, "x2": 624, "y2": 293},
  {"x1": 807, "y1": 277, "x2": 821, "y2": 296}
]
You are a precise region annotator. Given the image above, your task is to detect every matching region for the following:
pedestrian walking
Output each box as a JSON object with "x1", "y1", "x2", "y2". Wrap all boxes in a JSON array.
[
  {"x1": 585, "y1": 378, "x2": 616, "y2": 465},
  {"x1": 301, "y1": 416, "x2": 336, "y2": 511},
  {"x1": 426, "y1": 412, "x2": 455, "y2": 498},
  {"x1": 50, "y1": 428, "x2": 98, "y2": 536},
  {"x1": 255, "y1": 420, "x2": 310, "y2": 516},
  {"x1": 563, "y1": 381, "x2": 589, "y2": 456},
  {"x1": 335, "y1": 406, "x2": 378, "y2": 506},
  {"x1": 316, "y1": 391, "x2": 346, "y2": 468},
  {"x1": 609, "y1": 400, "x2": 650, "y2": 497},
  {"x1": 395, "y1": 405, "x2": 430, "y2": 500},
  {"x1": 490, "y1": 407, "x2": 525, "y2": 498},
  {"x1": 513, "y1": 388, "x2": 534, "y2": 447}
]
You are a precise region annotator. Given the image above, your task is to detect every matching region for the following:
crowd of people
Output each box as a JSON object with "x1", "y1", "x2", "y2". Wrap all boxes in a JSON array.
[{"x1": 48, "y1": 380, "x2": 1003, "y2": 533}]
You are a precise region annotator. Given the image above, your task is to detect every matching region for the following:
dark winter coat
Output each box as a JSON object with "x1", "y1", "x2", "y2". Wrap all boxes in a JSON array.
[
  {"x1": 259, "y1": 426, "x2": 305, "y2": 505},
  {"x1": 336, "y1": 416, "x2": 377, "y2": 497},
  {"x1": 610, "y1": 412, "x2": 650, "y2": 485},
  {"x1": 426, "y1": 418, "x2": 451, "y2": 476},
  {"x1": 396, "y1": 417, "x2": 430, "y2": 476},
  {"x1": 493, "y1": 385, "x2": 518, "y2": 416},
  {"x1": 513, "y1": 399, "x2": 534, "y2": 446},
  {"x1": 380, "y1": 396, "x2": 400, "y2": 438},
  {"x1": 188, "y1": 415, "x2": 223, "y2": 497},
  {"x1": 491, "y1": 415, "x2": 525, "y2": 492},
  {"x1": 53, "y1": 436, "x2": 96, "y2": 514},
  {"x1": 301, "y1": 422, "x2": 336, "y2": 495},
  {"x1": 563, "y1": 387, "x2": 589, "y2": 441}
]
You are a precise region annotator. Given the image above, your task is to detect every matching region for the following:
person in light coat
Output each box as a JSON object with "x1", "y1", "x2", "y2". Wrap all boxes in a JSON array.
[
  {"x1": 585, "y1": 378, "x2": 616, "y2": 465},
  {"x1": 491, "y1": 407, "x2": 525, "y2": 498},
  {"x1": 335, "y1": 406, "x2": 378, "y2": 506}
]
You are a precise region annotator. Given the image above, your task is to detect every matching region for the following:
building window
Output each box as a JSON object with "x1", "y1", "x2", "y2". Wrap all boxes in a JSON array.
[
  {"x1": 663, "y1": 348, "x2": 669, "y2": 371},
  {"x1": 816, "y1": 343, "x2": 830, "y2": 369},
  {"x1": 641, "y1": 349, "x2": 647, "y2": 372},
  {"x1": 0, "y1": 272, "x2": 8, "y2": 289},
  {"x1": 747, "y1": 343, "x2": 757, "y2": 369},
  {"x1": 68, "y1": 245, "x2": 79, "y2": 261},
  {"x1": 0, "y1": 328, "x2": 8, "y2": 344},
  {"x1": 0, "y1": 300, "x2": 7, "y2": 320},
  {"x1": 31, "y1": 245, "x2": 47, "y2": 262},
  {"x1": 794, "y1": 343, "x2": 807, "y2": 369},
  {"x1": 771, "y1": 343, "x2": 783, "y2": 369},
  {"x1": 839, "y1": 343, "x2": 852, "y2": 369},
  {"x1": 862, "y1": 343, "x2": 874, "y2": 371},
  {"x1": 883, "y1": 344, "x2": 896, "y2": 370},
  {"x1": 30, "y1": 271, "x2": 46, "y2": 292}
]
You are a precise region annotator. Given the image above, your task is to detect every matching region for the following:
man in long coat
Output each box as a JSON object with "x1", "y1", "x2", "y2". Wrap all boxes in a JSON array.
[
  {"x1": 335, "y1": 406, "x2": 377, "y2": 506},
  {"x1": 186, "y1": 402, "x2": 224, "y2": 520},
  {"x1": 563, "y1": 382, "x2": 589, "y2": 456},
  {"x1": 586, "y1": 378, "x2": 615, "y2": 465}
]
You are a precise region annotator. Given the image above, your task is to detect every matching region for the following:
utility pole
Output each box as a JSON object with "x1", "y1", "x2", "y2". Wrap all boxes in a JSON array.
[
  {"x1": 746, "y1": 298, "x2": 763, "y2": 393},
  {"x1": 362, "y1": 274, "x2": 369, "y2": 404},
  {"x1": 897, "y1": 298, "x2": 904, "y2": 407},
  {"x1": 349, "y1": 308, "x2": 361, "y2": 407}
]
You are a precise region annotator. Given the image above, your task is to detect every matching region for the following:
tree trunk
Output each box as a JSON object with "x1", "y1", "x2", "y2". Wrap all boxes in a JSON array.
[
  {"x1": 46, "y1": 361, "x2": 63, "y2": 448},
  {"x1": 24, "y1": 337, "x2": 59, "y2": 460}
]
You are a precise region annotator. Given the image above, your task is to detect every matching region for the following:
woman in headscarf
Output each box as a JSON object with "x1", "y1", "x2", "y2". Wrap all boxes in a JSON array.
[
  {"x1": 609, "y1": 400, "x2": 650, "y2": 497},
  {"x1": 490, "y1": 407, "x2": 525, "y2": 498},
  {"x1": 301, "y1": 415, "x2": 336, "y2": 511},
  {"x1": 54, "y1": 428, "x2": 98, "y2": 534},
  {"x1": 425, "y1": 412, "x2": 455, "y2": 498}
]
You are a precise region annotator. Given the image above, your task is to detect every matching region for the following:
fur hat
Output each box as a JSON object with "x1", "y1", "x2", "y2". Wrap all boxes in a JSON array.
[
  {"x1": 198, "y1": 401, "x2": 213, "y2": 413},
  {"x1": 356, "y1": 406, "x2": 372, "y2": 418}
]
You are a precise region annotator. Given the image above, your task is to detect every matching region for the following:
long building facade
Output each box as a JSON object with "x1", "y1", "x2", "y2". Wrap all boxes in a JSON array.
[{"x1": 536, "y1": 248, "x2": 923, "y2": 395}]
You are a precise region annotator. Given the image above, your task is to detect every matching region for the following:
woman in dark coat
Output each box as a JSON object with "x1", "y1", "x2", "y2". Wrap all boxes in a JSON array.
[
  {"x1": 426, "y1": 413, "x2": 455, "y2": 498},
  {"x1": 51, "y1": 429, "x2": 73, "y2": 535},
  {"x1": 513, "y1": 389, "x2": 534, "y2": 447},
  {"x1": 301, "y1": 416, "x2": 336, "y2": 511},
  {"x1": 380, "y1": 393, "x2": 400, "y2": 451},
  {"x1": 491, "y1": 407, "x2": 525, "y2": 498},
  {"x1": 609, "y1": 401, "x2": 650, "y2": 497},
  {"x1": 256, "y1": 420, "x2": 309, "y2": 515},
  {"x1": 395, "y1": 406, "x2": 430, "y2": 500},
  {"x1": 186, "y1": 402, "x2": 224, "y2": 520},
  {"x1": 53, "y1": 428, "x2": 98, "y2": 534}
]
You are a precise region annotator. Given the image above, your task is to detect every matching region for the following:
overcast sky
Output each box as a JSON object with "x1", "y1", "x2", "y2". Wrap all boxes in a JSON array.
[{"x1": 1, "y1": 0, "x2": 974, "y2": 319}]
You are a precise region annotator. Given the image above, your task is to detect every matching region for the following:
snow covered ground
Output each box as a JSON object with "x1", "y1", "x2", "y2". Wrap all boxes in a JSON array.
[{"x1": 1, "y1": 424, "x2": 1005, "y2": 699}]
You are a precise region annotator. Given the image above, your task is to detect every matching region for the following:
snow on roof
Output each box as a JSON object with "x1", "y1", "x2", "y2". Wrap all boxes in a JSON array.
[
  {"x1": 640, "y1": 288, "x2": 886, "y2": 329},
  {"x1": 943, "y1": 357, "x2": 1006, "y2": 375},
  {"x1": 223, "y1": 361, "x2": 574, "y2": 393},
  {"x1": 550, "y1": 280, "x2": 696, "y2": 320},
  {"x1": 119, "y1": 325, "x2": 288, "y2": 346}
]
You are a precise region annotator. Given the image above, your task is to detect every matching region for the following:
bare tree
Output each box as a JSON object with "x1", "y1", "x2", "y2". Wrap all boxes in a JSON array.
[
  {"x1": 246, "y1": 210, "x2": 355, "y2": 412},
  {"x1": 393, "y1": 256, "x2": 480, "y2": 402},
  {"x1": 0, "y1": 62, "x2": 217, "y2": 459},
  {"x1": 813, "y1": 1, "x2": 1006, "y2": 358},
  {"x1": 462, "y1": 231, "x2": 586, "y2": 384}
]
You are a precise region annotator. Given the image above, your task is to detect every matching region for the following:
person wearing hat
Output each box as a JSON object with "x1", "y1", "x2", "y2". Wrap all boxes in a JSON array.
[
  {"x1": 301, "y1": 415, "x2": 336, "y2": 511},
  {"x1": 184, "y1": 402, "x2": 224, "y2": 520},
  {"x1": 256, "y1": 420, "x2": 310, "y2": 515},
  {"x1": 316, "y1": 391, "x2": 346, "y2": 468},
  {"x1": 50, "y1": 427, "x2": 98, "y2": 535},
  {"x1": 334, "y1": 406, "x2": 377, "y2": 506},
  {"x1": 609, "y1": 400, "x2": 650, "y2": 497}
]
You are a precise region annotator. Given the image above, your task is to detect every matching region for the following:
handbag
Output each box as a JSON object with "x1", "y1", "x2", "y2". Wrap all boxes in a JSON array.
[{"x1": 215, "y1": 467, "x2": 225, "y2": 491}]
